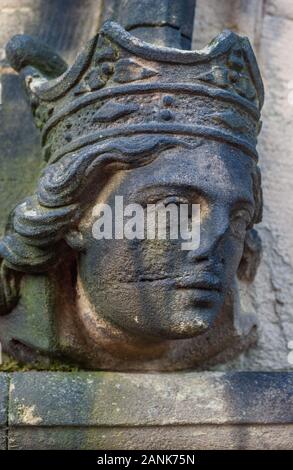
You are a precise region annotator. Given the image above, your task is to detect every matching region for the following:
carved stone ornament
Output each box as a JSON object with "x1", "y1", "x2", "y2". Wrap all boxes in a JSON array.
[{"x1": 0, "y1": 21, "x2": 264, "y2": 371}]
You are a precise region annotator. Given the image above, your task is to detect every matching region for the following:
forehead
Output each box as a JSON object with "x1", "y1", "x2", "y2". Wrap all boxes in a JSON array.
[{"x1": 111, "y1": 142, "x2": 255, "y2": 205}]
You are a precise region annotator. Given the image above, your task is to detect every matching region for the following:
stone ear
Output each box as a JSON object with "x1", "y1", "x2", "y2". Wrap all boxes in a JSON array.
[
  {"x1": 237, "y1": 228, "x2": 262, "y2": 283},
  {"x1": 65, "y1": 230, "x2": 86, "y2": 252}
]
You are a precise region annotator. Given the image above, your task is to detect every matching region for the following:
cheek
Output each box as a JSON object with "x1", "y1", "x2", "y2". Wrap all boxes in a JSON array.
[
  {"x1": 83, "y1": 237, "x2": 188, "y2": 282},
  {"x1": 129, "y1": 239, "x2": 184, "y2": 275}
]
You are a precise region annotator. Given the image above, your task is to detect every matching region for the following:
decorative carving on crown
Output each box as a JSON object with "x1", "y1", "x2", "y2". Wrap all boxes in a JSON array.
[{"x1": 12, "y1": 22, "x2": 263, "y2": 167}]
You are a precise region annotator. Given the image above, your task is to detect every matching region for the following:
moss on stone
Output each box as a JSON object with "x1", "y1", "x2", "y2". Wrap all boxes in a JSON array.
[{"x1": 0, "y1": 354, "x2": 81, "y2": 372}]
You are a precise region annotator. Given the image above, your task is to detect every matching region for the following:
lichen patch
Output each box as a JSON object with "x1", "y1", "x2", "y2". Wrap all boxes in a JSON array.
[{"x1": 18, "y1": 404, "x2": 42, "y2": 425}]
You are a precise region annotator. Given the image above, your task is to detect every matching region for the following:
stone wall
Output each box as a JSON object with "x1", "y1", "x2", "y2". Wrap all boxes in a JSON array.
[{"x1": 0, "y1": 0, "x2": 292, "y2": 371}]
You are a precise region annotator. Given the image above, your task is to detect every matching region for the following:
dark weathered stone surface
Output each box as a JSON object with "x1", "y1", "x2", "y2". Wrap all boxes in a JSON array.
[
  {"x1": 7, "y1": 371, "x2": 293, "y2": 449},
  {"x1": 108, "y1": 0, "x2": 196, "y2": 48},
  {"x1": 0, "y1": 274, "x2": 58, "y2": 365},
  {"x1": 0, "y1": 374, "x2": 9, "y2": 450},
  {"x1": 6, "y1": 34, "x2": 67, "y2": 77}
]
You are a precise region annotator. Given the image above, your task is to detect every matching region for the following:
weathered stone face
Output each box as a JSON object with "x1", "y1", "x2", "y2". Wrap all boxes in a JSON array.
[
  {"x1": 0, "y1": 19, "x2": 264, "y2": 369},
  {"x1": 78, "y1": 142, "x2": 255, "y2": 340}
]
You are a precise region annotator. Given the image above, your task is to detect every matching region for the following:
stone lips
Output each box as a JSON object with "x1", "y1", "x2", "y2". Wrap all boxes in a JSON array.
[{"x1": 14, "y1": 21, "x2": 263, "y2": 163}]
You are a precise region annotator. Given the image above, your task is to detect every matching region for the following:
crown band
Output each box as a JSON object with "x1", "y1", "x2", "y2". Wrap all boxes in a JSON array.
[
  {"x1": 47, "y1": 124, "x2": 258, "y2": 164},
  {"x1": 41, "y1": 82, "x2": 260, "y2": 145}
]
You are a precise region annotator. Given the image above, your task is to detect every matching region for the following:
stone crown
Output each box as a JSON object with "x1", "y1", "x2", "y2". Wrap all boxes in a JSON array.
[{"x1": 19, "y1": 21, "x2": 264, "y2": 163}]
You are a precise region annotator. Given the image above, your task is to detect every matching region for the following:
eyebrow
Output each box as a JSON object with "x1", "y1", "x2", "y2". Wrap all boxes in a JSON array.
[
  {"x1": 130, "y1": 183, "x2": 207, "y2": 201},
  {"x1": 130, "y1": 183, "x2": 255, "y2": 213}
]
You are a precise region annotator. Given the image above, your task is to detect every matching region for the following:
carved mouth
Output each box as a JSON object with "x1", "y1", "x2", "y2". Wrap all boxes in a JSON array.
[
  {"x1": 136, "y1": 273, "x2": 223, "y2": 292},
  {"x1": 175, "y1": 275, "x2": 222, "y2": 292}
]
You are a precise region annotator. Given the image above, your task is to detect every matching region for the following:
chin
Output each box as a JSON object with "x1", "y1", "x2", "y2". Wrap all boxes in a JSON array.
[{"x1": 140, "y1": 307, "x2": 220, "y2": 340}]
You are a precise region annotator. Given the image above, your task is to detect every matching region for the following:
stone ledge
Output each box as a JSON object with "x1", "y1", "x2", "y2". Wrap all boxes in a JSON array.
[
  {"x1": 1, "y1": 371, "x2": 292, "y2": 449},
  {"x1": 8, "y1": 424, "x2": 293, "y2": 450},
  {"x1": 9, "y1": 371, "x2": 293, "y2": 426}
]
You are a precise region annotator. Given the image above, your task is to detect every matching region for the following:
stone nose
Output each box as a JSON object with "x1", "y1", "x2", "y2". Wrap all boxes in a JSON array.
[{"x1": 187, "y1": 208, "x2": 229, "y2": 263}]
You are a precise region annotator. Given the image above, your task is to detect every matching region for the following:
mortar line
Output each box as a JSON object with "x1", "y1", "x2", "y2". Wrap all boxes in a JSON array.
[{"x1": 5, "y1": 373, "x2": 11, "y2": 450}]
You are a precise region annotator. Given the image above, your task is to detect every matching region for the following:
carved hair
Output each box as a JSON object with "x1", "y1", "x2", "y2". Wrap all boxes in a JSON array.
[{"x1": 0, "y1": 134, "x2": 263, "y2": 315}]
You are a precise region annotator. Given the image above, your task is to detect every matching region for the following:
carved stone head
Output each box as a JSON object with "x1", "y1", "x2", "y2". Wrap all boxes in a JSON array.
[{"x1": 0, "y1": 22, "x2": 263, "y2": 370}]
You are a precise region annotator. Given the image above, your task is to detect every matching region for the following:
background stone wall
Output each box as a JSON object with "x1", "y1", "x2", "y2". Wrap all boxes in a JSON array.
[
  {"x1": 0, "y1": 0, "x2": 102, "y2": 236},
  {"x1": 0, "y1": 0, "x2": 292, "y2": 371}
]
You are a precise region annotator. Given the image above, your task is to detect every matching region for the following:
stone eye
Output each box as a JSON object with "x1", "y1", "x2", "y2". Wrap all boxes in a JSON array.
[{"x1": 161, "y1": 196, "x2": 189, "y2": 207}]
